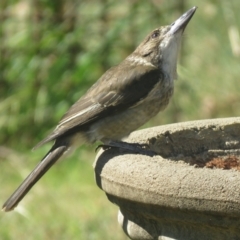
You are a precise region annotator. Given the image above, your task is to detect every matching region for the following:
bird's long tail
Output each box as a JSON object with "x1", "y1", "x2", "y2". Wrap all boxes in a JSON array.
[{"x1": 2, "y1": 141, "x2": 68, "y2": 212}]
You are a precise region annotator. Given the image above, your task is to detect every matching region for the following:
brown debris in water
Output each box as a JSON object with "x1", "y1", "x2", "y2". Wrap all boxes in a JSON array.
[{"x1": 205, "y1": 155, "x2": 240, "y2": 171}]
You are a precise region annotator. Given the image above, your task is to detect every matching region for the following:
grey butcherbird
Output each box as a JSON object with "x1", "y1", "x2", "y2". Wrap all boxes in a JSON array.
[{"x1": 2, "y1": 6, "x2": 197, "y2": 212}]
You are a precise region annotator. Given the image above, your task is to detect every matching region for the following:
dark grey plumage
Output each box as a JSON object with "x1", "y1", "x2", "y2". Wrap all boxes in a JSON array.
[{"x1": 2, "y1": 6, "x2": 196, "y2": 212}]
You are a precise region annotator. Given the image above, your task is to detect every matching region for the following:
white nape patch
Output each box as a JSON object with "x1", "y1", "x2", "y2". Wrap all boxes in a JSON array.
[
  {"x1": 57, "y1": 103, "x2": 101, "y2": 128},
  {"x1": 159, "y1": 34, "x2": 181, "y2": 80},
  {"x1": 127, "y1": 55, "x2": 154, "y2": 67}
]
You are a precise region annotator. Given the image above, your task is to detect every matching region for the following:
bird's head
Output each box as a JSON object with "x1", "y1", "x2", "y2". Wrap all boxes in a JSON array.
[{"x1": 129, "y1": 6, "x2": 197, "y2": 80}]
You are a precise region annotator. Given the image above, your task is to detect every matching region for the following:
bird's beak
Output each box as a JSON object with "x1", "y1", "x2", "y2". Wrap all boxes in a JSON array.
[{"x1": 169, "y1": 6, "x2": 197, "y2": 35}]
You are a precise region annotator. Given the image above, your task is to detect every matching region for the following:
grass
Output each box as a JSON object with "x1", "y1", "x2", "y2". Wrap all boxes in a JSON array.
[
  {"x1": 0, "y1": 146, "x2": 127, "y2": 240},
  {"x1": 1, "y1": 1, "x2": 240, "y2": 239}
]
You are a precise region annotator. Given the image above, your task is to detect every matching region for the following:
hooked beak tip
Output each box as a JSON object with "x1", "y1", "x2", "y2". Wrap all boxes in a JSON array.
[{"x1": 169, "y1": 6, "x2": 197, "y2": 34}]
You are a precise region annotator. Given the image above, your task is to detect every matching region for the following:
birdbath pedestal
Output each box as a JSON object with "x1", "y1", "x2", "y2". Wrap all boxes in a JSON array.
[{"x1": 93, "y1": 117, "x2": 240, "y2": 240}]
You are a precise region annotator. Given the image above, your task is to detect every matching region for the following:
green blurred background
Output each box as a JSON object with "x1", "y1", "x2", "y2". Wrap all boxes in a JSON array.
[{"x1": 1, "y1": 0, "x2": 240, "y2": 239}]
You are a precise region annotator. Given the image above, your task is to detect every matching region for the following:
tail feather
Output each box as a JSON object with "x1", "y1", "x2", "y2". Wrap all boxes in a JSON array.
[{"x1": 2, "y1": 143, "x2": 68, "y2": 212}]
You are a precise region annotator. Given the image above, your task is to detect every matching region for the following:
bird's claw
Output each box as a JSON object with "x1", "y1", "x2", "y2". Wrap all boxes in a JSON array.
[
  {"x1": 95, "y1": 144, "x2": 112, "y2": 152},
  {"x1": 95, "y1": 141, "x2": 156, "y2": 156}
]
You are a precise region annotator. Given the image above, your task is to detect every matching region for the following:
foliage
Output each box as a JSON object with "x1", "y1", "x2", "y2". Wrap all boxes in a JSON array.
[
  {"x1": 0, "y1": 0, "x2": 181, "y2": 148},
  {"x1": 1, "y1": 0, "x2": 240, "y2": 239}
]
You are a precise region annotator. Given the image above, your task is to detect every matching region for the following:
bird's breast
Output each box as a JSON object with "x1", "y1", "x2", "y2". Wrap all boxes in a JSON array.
[{"x1": 88, "y1": 78, "x2": 174, "y2": 142}]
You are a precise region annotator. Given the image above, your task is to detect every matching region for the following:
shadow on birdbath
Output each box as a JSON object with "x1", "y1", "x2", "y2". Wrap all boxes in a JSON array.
[{"x1": 93, "y1": 117, "x2": 240, "y2": 240}]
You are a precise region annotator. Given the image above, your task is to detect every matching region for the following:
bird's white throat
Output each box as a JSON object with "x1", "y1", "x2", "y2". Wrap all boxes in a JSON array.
[{"x1": 159, "y1": 33, "x2": 182, "y2": 81}]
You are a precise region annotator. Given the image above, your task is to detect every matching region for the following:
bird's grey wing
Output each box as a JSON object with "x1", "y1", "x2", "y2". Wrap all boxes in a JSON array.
[{"x1": 34, "y1": 64, "x2": 161, "y2": 148}]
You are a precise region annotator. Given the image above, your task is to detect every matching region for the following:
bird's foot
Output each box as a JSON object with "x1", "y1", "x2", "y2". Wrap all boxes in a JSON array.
[{"x1": 96, "y1": 140, "x2": 156, "y2": 156}]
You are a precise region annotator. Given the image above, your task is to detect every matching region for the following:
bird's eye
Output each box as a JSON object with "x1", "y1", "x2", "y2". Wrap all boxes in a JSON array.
[{"x1": 151, "y1": 30, "x2": 160, "y2": 39}]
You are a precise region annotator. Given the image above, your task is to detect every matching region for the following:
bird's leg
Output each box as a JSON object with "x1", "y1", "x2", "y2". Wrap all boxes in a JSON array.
[{"x1": 96, "y1": 139, "x2": 156, "y2": 156}]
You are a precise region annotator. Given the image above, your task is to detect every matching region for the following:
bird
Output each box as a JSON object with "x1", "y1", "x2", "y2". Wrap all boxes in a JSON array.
[{"x1": 2, "y1": 6, "x2": 197, "y2": 212}]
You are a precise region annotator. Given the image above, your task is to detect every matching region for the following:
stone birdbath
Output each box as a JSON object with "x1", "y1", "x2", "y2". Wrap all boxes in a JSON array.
[{"x1": 94, "y1": 117, "x2": 240, "y2": 240}]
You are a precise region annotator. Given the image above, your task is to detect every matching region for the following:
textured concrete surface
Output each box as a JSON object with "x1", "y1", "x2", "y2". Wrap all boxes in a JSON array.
[{"x1": 94, "y1": 117, "x2": 240, "y2": 240}]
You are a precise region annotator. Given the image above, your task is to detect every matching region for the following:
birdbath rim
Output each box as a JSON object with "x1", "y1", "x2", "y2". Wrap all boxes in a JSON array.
[{"x1": 94, "y1": 117, "x2": 240, "y2": 216}]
